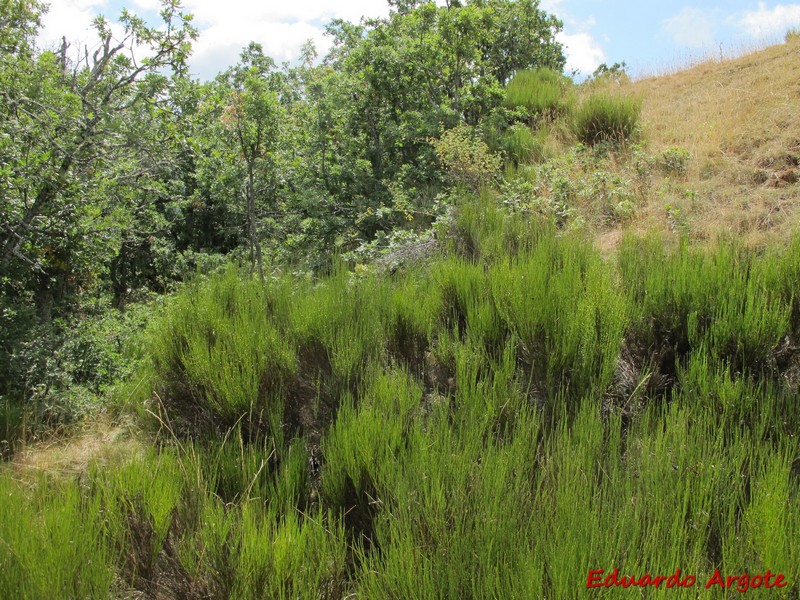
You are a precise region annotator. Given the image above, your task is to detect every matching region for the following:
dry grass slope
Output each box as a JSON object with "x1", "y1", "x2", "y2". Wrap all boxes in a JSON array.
[{"x1": 625, "y1": 36, "x2": 800, "y2": 246}]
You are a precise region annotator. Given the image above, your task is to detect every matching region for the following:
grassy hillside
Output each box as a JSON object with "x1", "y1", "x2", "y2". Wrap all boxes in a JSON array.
[
  {"x1": 3, "y1": 194, "x2": 800, "y2": 597},
  {"x1": 3, "y1": 39, "x2": 800, "y2": 599},
  {"x1": 622, "y1": 34, "x2": 800, "y2": 246}
]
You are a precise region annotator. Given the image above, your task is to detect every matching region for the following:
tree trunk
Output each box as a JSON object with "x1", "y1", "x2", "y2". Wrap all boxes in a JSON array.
[{"x1": 247, "y1": 161, "x2": 264, "y2": 282}]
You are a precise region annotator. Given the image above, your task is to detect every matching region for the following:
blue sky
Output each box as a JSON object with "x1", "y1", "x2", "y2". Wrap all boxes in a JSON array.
[
  {"x1": 549, "y1": 0, "x2": 800, "y2": 76},
  {"x1": 38, "y1": 0, "x2": 800, "y2": 80}
]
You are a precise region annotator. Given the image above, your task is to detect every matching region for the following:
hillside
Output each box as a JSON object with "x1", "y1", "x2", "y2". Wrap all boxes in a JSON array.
[
  {"x1": 625, "y1": 35, "x2": 800, "y2": 246},
  {"x1": 3, "y1": 10, "x2": 800, "y2": 598}
]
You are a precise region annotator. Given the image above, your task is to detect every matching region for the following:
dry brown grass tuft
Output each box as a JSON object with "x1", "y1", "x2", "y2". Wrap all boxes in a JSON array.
[
  {"x1": 595, "y1": 37, "x2": 800, "y2": 251},
  {"x1": 6, "y1": 414, "x2": 147, "y2": 478}
]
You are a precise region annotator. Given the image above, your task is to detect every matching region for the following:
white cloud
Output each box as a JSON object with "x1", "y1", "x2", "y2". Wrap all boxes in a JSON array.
[
  {"x1": 557, "y1": 31, "x2": 606, "y2": 76},
  {"x1": 178, "y1": 0, "x2": 390, "y2": 77},
  {"x1": 128, "y1": 0, "x2": 164, "y2": 10},
  {"x1": 191, "y1": 20, "x2": 329, "y2": 76},
  {"x1": 541, "y1": 4, "x2": 606, "y2": 77},
  {"x1": 737, "y1": 2, "x2": 800, "y2": 38},
  {"x1": 540, "y1": 0, "x2": 565, "y2": 13},
  {"x1": 40, "y1": 0, "x2": 390, "y2": 78},
  {"x1": 182, "y1": 0, "x2": 388, "y2": 28},
  {"x1": 38, "y1": 0, "x2": 107, "y2": 52},
  {"x1": 663, "y1": 7, "x2": 716, "y2": 49}
]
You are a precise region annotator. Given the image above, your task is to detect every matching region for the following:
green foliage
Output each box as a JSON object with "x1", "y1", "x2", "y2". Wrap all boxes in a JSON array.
[
  {"x1": 0, "y1": 0, "x2": 567, "y2": 438},
  {"x1": 431, "y1": 124, "x2": 502, "y2": 191},
  {"x1": 582, "y1": 169, "x2": 637, "y2": 223},
  {"x1": 490, "y1": 237, "x2": 627, "y2": 406},
  {"x1": 0, "y1": 474, "x2": 116, "y2": 598},
  {"x1": 7, "y1": 0, "x2": 800, "y2": 596},
  {"x1": 572, "y1": 93, "x2": 642, "y2": 145},
  {"x1": 619, "y1": 236, "x2": 791, "y2": 375},
  {"x1": 0, "y1": 297, "x2": 155, "y2": 446},
  {"x1": 499, "y1": 123, "x2": 551, "y2": 165},
  {"x1": 499, "y1": 143, "x2": 648, "y2": 227},
  {"x1": 5, "y1": 208, "x2": 800, "y2": 594},
  {"x1": 145, "y1": 268, "x2": 298, "y2": 433},
  {"x1": 657, "y1": 146, "x2": 692, "y2": 176},
  {"x1": 501, "y1": 176, "x2": 573, "y2": 227},
  {"x1": 588, "y1": 61, "x2": 629, "y2": 84},
  {"x1": 230, "y1": 503, "x2": 347, "y2": 600},
  {"x1": 0, "y1": 398, "x2": 22, "y2": 457},
  {"x1": 0, "y1": 443, "x2": 346, "y2": 599},
  {"x1": 504, "y1": 68, "x2": 571, "y2": 119},
  {"x1": 446, "y1": 188, "x2": 554, "y2": 260},
  {"x1": 0, "y1": 0, "x2": 198, "y2": 435},
  {"x1": 215, "y1": 42, "x2": 283, "y2": 278}
]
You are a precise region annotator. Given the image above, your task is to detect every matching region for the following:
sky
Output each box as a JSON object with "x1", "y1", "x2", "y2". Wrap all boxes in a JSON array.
[{"x1": 38, "y1": 0, "x2": 800, "y2": 80}]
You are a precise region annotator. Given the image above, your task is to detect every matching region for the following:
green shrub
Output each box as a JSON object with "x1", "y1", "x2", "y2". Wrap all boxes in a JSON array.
[
  {"x1": 0, "y1": 475, "x2": 116, "y2": 599},
  {"x1": 500, "y1": 123, "x2": 550, "y2": 165},
  {"x1": 447, "y1": 189, "x2": 554, "y2": 261},
  {"x1": 490, "y1": 234, "x2": 627, "y2": 406},
  {"x1": 387, "y1": 274, "x2": 441, "y2": 369},
  {"x1": 572, "y1": 93, "x2": 642, "y2": 145},
  {"x1": 144, "y1": 267, "x2": 298, "y2": 436},
  {"x1": 504, "y1": 68, "x2": 571, "y2": 119},
  {"x1": 619, "y1": 236, "x2": 791, "y2": 378},
  {"x1": 431, "y1": 124, "x2": 502, "y2": 191},
  {"x1": 232, "y1": 504, "x2": 347, "y2": 600},
  {"x1": 657, "y1": 146, "x2": 691, "y2": 176},
  {"x1": 501, "y1": 177, "x2": 573, "y2": 228}
]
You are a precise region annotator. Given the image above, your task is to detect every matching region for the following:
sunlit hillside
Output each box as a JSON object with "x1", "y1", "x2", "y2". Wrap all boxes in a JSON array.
[
  {"x1": 3, "y1": 2, "x2": 800, "y2": 596},
  {"x1": 625, "y1": 34, "x2": 800, "y2": 246}
]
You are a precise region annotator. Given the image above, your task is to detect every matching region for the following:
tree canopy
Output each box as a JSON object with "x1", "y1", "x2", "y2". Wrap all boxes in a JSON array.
[{"x1": 0, "y1": 0, "x2": 564, "y2": 418}]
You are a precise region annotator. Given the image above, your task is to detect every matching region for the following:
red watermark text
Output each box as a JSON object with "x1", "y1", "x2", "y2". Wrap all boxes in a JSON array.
[{"x1": 587, "y1": 569, "x2": 788, "y2": 592}]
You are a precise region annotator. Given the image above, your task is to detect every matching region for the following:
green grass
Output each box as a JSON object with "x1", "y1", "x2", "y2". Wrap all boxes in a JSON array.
[
  {"x1": 619, "y1": 235, "x2": 791, "y2": 377},
  {"x1": 504, "y1": 68, "x2": 571, "y2": 120},
  {"x1": 500, "y1": 123, "x2": 551, "y2": 165},
  {"x1": 3, "y1": 195, "x2": 800, "y2": 597},
  {"x1": 573, "y1": 92, "x2": 642, "y2": 145},
  {"x1": 0, "y1": 474, "x2": 116, "y2": 599}
]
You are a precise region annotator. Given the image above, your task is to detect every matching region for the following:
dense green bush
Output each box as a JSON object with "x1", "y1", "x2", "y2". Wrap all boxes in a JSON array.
[
  {"x1": 141, "y1": 268, "x2": 298, "y2": 435},
  {"x1": 0, "y1": 477, "x2": 117, "y2": 598},
  {"x1": 431, "y1": 124, "x2": 502, "y2": 191},
  {"x1": 490, "y1": 237, "x2": 627, "y2": 405},
  {"x1": 504, "y1": 68, "x2": 571, "y2": 120},
  {"x1": 619, "y1": 235, "x2": 791, "y2": 380},
  {"x1": 572, "y1": 93, "x2": 642, "y2": 145},
  {"x1": 500, "y1": 123, "x2": 550, "y2": 165},
  {"x1": 0, "y1": 298, "x2": 155, "y2": 453}
]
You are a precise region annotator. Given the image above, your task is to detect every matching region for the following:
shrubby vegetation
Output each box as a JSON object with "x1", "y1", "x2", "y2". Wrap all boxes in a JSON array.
[
  {"x1": 0, "y1": 0, "x2": 566, "y2": 432},
  {"x1": 572, "y1": 93, "x2": 642, "y2": 145},
  {"x1": 4, "y1": 195, "x2": 800, "y2": 597},
  {"x1": 3, "y1": 0, "x2": 800, "y2": 597},
  {"x1": 504, "y1": 68, "x2": 572, "y2": 121}
]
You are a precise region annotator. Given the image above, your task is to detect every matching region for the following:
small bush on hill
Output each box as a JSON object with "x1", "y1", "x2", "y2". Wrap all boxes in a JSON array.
[
  {"x1": 500, "y1": 124, "x2": 550, "y2": 165},
  {"x1": 657, "y1": 146, "x2": 692, "y2": 177},
  {"x1": 504, "y1": 68, "x2": 571, "y2": 120},
  {"x1": 143, "y1": 268, "x2": 298, "y2": 436},
  {"x1": 431, "y1": 124, "x2": 502, "y2": 191},
  {"x1": 572, "y1": 93, "x2": 642, "y2": 145}
]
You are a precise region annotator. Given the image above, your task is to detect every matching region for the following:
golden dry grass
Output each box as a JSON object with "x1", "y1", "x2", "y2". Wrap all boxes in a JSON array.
[
  {"x1": 602, "y1": 36, "x2": 800, "y2": 249},
  {"x1": 5, "y1": 415, "x2": 146, "y2": 480}
]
